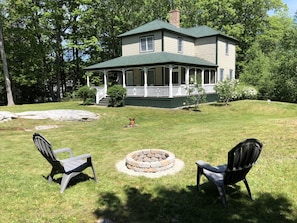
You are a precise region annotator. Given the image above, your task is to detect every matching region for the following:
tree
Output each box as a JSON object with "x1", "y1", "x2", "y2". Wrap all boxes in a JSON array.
[
  {"x1": 0, "y1": 19, "x2": 15, "y2": 106},
  {"x1": 240, "y1": 13, "x2": 296, "y2": 101},
  {"x1": 185, "y1": 84, "x2": 206, "y2": 111}
]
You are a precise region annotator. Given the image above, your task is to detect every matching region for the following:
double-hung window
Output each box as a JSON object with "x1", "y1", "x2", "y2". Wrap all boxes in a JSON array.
[
  {"x1": 225, "y1": 42, "x2": 229, "y2": 55},
  {"x1": 220, "y1": 68, "x2": 224, "y2": 81},
  {"x1": 178, "y1": 37, "x2": 183, "y2": 53},
  {"x1": 140, "y1": 36, "x2": 154, "y2": 52},
  {"x1": 229, "y1": 69, "x2": 233, "y2": 79}
]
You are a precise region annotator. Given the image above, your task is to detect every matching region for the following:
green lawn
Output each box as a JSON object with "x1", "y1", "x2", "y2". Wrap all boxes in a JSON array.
[{"x1": 1, "y1": 100, "x2": 296, "y2": 223}]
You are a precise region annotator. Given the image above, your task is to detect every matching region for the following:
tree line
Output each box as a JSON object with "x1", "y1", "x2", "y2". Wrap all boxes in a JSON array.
[{"x1": 0, "y1": 0, "x2": 296, "y2": 105}]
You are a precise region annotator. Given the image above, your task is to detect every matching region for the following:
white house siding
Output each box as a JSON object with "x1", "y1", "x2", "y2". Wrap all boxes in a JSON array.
[
  {"x1": 121, "y1": 31, "x2": 162, "y2": 56},
  {"x1": 217, "y1": 37, "x2": 236, "y2": 80},
  {"x1": 163, "y1": 31, "x2": 195, "y2": 56},
  {"x1": 194, "y1": 37, "x2": 216, "y2": 64}
]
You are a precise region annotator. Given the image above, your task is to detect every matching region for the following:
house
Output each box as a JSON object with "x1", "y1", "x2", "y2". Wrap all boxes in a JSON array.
[{"x1": 85, "y1": 10, "x2": 237, "y2": 108}]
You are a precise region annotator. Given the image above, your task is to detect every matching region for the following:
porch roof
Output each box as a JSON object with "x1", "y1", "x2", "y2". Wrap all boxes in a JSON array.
[{"x1": 84, "y1": 52, "x2": 217, "y2": 71}]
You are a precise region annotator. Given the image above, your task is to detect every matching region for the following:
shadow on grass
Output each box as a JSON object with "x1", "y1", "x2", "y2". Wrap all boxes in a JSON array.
[
  {"x1": 42, "y1": 173, "x2": 93, "y2": 190},
  {"x1": 209, "y1": 102, "x2": 228, "y2": 107},
  {"x1": 94, "y1": 184, "x2": 296, "y2": 223}
]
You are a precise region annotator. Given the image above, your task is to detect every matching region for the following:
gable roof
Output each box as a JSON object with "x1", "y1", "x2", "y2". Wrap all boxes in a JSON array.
[
  {"x1": 84, "y1": 52, "x2": 217, "y2": 71},
  {"x1": 118, "y1": 19, "x2": 237, "y2": 41}
]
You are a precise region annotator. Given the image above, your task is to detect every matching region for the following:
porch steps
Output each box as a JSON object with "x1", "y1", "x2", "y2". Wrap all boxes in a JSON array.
[{"x1": 98, "y1": 96, "x2": 110, "y2": 106}]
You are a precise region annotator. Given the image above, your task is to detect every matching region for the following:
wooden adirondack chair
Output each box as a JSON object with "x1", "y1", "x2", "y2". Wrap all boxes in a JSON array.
[
  {"x1": 33, "y1": 132, "x2": 97, "y2": 192},
  {"x1": 196, "y1": 138, "x2": 263, "y2": 207}
]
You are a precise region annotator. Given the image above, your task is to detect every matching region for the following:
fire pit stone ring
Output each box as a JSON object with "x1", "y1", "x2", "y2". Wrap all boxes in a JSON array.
[{"x1": 125, "y1": 149, "x2": 175, "y2": 173}]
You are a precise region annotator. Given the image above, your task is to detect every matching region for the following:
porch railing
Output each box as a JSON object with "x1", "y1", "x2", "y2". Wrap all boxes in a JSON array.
[
  {"x1": 125, "y1": 85, "x2": 215, "y2": 97},
  {"x1": 94, "y1": 86, "x2": 106, "y2": 104},
  {"x1": 95, "y1": 84, "x2": 215, "y2": 103}
]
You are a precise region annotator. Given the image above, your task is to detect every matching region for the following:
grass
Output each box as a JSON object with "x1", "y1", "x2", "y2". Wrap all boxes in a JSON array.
[{"x1": 0, "y1": 100, "x2": 297, "y2": 223}]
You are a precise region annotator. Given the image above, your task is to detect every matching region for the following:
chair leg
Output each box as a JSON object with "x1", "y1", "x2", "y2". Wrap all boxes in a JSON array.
[
  {"x1": 60, "y1": 174, "x2": 72, "y2": 193},
  {"x1": 91, "y1": 164, "x2": 98, "y2": 182},
  {"x1": 48, "y1": 168, "x2": 55, "y2": 183},
  {"x1": 196, "y1": 165, "x2": 203, "y2": 190},
  {"x1": 88, "y1": 157, "x2": 98, "y2": 182},
  {"x1": 217, "y1": 185, "x2": 227, "y2": 207},
  {"x1": 243, "y1": 178, "x2": 253, "y2": 200}
]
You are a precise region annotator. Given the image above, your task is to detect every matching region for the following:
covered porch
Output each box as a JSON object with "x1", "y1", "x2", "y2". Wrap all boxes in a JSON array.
[{"x1": 84, "y1": 52, "x2": 218, "y2": 107}]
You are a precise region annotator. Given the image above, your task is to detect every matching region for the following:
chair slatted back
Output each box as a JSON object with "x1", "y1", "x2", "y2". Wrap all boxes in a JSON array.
[
  {"x1": 224, "y1": 138, "x2": 263, "y2": 185},
  {"x1": 33, "y1": 133, "x2": 64, "y2": 172}
]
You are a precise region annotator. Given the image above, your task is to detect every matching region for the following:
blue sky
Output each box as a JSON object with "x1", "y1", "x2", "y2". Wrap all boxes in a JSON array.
[{"x1": 283, "y1": 0, "x2": 296, "y2": 16}]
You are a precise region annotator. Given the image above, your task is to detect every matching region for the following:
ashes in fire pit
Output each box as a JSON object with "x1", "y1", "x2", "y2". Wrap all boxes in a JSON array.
[{"x1": 126, "y1": 149, "x2": 175, "y2": 173}]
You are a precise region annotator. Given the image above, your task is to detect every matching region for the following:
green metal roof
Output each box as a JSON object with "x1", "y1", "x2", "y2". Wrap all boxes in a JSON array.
[
  {"x1": 84, "y1": 52, "x2": 216, "y2": 71},
  {"x1": 118, "y1": 20, "x2": 236, "y2": 41}
]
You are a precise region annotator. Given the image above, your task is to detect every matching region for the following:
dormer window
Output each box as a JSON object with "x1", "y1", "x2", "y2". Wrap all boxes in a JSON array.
[
  {"x1": 178, "y1": 37, "x2": 183, "y2": 53},
  {"x1": 140, "y1": 36, "x2": 154, "y2": 52}
]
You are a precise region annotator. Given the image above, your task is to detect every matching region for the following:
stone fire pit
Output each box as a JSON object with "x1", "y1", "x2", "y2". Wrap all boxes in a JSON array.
[{"x1": 125, "y1": 149, "x2": 175, "y2": 173}]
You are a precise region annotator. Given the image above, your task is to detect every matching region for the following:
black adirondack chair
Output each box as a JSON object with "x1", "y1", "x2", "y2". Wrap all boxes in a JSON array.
[
  {"x1": 196, "y1": 138, "x2": 263, "y2": 207},
  {"x1": 33, "y1": 132, "x2": 97, "y2": 193}
]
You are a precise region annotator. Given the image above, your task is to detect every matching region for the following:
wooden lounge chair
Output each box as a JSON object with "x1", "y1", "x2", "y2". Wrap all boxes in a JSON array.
[
  {"x1": 33, "y1": 132, "x2": 97, "y2": 192},
  {"x1": 196, "y1": 138, "x2": 263, "y2": 207}
]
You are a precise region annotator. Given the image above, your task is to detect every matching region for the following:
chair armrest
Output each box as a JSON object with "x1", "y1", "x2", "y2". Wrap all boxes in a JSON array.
[
  {"x1": 60, "y1": 153, "x2": 92, "y2": 163},
  {"x1": 196, "y1": 160, "x2": 226, "y2": 173},
  {"x1": 54, "y1": 148, "x2": 73, "y2": 157}
]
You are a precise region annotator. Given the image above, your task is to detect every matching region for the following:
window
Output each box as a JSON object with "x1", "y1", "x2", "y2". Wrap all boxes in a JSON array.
[
  {"x1": 140, "y1": 36, "x2": 154, "y2": 52},
  {"x1": 178, "y1": 37, "x2": 183, "y2": 53},
  {"x1": 220, "y1": 68, "x2": 224, "y2": 81},
  {"x1": 204, "y1": 69, "x2": 216, "y2": 84},
  {"x1": 225, "y1": 42, "x2": 229, "y2": 55},
  {"x1": 229, "y1": 69, "x2": 233, "y2": 79}
]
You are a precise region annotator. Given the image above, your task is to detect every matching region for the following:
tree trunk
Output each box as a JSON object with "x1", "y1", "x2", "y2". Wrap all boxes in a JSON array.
[{"x1": 0, "y1": 20, "x2": 15, "y2": 106}]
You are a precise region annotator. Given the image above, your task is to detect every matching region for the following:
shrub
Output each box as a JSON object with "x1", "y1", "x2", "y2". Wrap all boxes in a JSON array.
[
  {"x1": 215, "y1": 79, "x2": 258, "y2": 104},
  {"x1": 236, "y1": 85, "x2": 258, "y2": 99},
  {"x1": 214, "y1": 79, "x2": 238, "y2": 105},
  {"x1": 76, "y1": 85, "x2": 96, "y2": 105},
  {"x1": 107, "y1": 85, "x2": 127, "y2": 107}
]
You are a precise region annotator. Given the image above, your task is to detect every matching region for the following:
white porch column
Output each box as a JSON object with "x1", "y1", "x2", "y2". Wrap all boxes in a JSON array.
[
  {"x1": 104, "y1": 70, "x2": 108, "y2": 96},
  {"x1": 86, "y1": 74, "x2": 90, "y2": 87},
  {"x1": 185, "y1": 66, "x2": 190, "y2": 89},
  {"x1": 194, "y1": 69, "x2": 197, "y2": 85},
  {"x1": 201, "y1": 68, "x2": 205, "y2": 87},
  {"x1": 144, "y1": 67, "x2": 148, "y2": 97},
  {"x1": 169, "y1": 65, "x2": 173, "y2": 98},
  {"x1": 122, "y1": 69, "x2": 126, "y2": 88}
]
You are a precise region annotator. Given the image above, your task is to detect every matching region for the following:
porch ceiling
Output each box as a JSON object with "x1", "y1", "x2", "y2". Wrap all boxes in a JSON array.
[{"x1": 84, "y1": 52, "x2": 217, "y2": 71}]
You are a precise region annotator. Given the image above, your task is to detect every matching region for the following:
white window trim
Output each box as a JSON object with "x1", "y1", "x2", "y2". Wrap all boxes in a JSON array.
[{"x1": 140, "y1": 36, "x2": 154, "y2": 52}]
